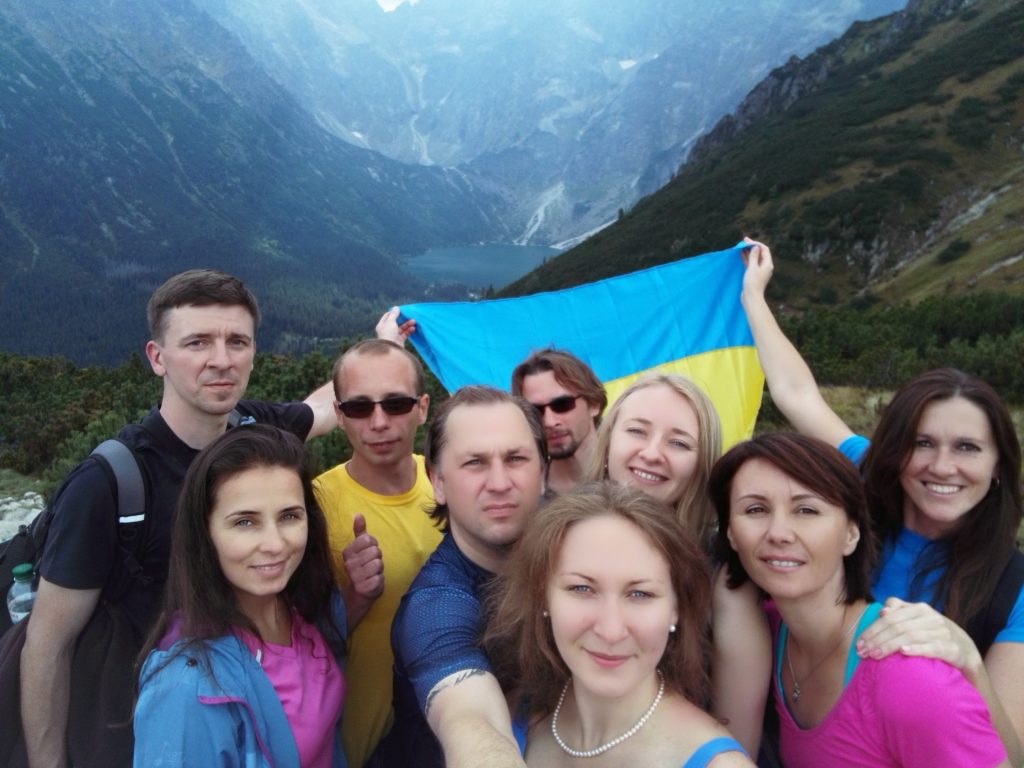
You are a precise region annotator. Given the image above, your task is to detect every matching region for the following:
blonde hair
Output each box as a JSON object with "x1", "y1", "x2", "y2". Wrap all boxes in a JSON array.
[{"x1": 585, "y1": 373, "x2": 722, "y2": 543}]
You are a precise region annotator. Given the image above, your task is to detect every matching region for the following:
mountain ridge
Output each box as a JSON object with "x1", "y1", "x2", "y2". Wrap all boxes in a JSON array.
[
  {"x1": 0, "y1": 0, "x2": 507, "y2": 364},
  {"x1": 502, "y1": 0, "x2": 1024, "y2": 310}
]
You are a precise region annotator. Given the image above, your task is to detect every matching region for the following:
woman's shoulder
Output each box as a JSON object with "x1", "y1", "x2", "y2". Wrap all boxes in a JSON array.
[
  {"x1": 139, "y1": 634, "x2": 255, "y2": 695},
  {"x1": 658, "y1": 697, "x2": 750, "y2": 766},
  {"x1": 859, "y1": 653, "x2": 984, "y2": 719}
]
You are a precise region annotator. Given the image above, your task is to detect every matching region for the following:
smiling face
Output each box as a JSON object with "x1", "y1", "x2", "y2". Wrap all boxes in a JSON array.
[
  {"x1": 145, "y1": 304, "x2": 256, "y2": 420},
  {"x1": 899, "y1": 396, "x2": 999, "y2": 539},
  {"x1": 335, "y1": 348, "x2": 429, "y2": 472},
  {"x1": 430, "y1": 401, "x2": 544, "y2": 572},
  {"x1": 519, "y1": 370, "x2": 598, "y2": 461},
  {"x1": 208, "y1": 465, "x2": 308, "y2": 618},
  {"x1": 546, "y1": 514, "x2": 678, "y2": 700},
  {"x1": 606, "y1": 384, "x2": 700, "y2": 506},
  {"x1": 726, "y1": 458, "x2": 859, "y2": 606}
]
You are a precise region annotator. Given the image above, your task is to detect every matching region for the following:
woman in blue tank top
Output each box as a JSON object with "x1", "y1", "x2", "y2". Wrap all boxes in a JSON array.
[{"x1": 484, "y1": 482, "x2": 752, "y2": 768}]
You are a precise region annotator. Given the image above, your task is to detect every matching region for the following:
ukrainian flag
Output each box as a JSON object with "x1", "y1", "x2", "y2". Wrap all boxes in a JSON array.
[{"x1": 400, "y1": 243, "x2": 763, "y2": 448}]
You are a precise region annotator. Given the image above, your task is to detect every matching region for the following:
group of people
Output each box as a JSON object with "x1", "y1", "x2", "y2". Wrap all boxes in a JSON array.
[{"x1": 5, "y1": 238, "x2": 1022, "y2": 768}]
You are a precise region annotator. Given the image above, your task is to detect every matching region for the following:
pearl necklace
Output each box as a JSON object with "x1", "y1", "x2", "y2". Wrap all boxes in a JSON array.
[{"x1": 551, "y1": 671, "x2": 665, "y2": 758}]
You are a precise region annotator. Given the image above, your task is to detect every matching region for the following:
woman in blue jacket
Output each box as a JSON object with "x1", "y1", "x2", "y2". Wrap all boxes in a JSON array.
[{"x1": 134, "y1": 425, "x2": 348, "y2": 767}]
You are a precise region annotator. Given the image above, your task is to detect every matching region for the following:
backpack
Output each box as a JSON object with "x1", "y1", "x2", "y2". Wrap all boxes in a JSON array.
[
  {"x1": 0, "y1": 439, "x2": 147, "y2": 637},
  {"x1": 967, "y1": 547, "x2": 1024, "y2": 658}
]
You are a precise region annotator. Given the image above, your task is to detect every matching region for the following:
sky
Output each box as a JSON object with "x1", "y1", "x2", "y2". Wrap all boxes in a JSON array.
[{"x1": 376, "y1": 0, "x2": 418, "y2": 11}]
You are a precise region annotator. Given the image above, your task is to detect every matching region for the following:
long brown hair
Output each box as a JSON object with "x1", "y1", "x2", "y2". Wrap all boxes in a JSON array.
[
  {"x1": 484, "y1": 481, "x2": 711, "y2": 721},
  {"x1": 136, "y1": 425, "x2": 344, "y2": 688},
  {"x1": 861, "y1": 368, "x2": 1022, "y2": 626}
]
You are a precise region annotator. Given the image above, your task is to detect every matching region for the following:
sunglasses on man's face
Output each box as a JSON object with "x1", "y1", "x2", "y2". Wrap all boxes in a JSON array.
[
  {"x1": 336, "y1": 396, "x2": 419, "y2": 419},
  {"x1": 532, "y1": 394, "x2": 580, "y2": 417}
]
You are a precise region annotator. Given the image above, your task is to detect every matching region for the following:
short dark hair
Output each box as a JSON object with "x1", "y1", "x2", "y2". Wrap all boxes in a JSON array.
[
  {"x1": 510, "y1": 348, "x2": 607, "y2": 424},
  {"x1": 147, "y1": 269, "x2": 260, "y2": 343},
  {"x1": 424, "y1": 385, "x2": 546, "y2": 529},
  {"x1": 137, "y1": 425, "x2": 343, "y2": 691},
  {"x1": 484, "y1": 481, "x2": 712, "y2": 718},
  {"x1": 331, "y1": 338, "x2": 426, "y2": 400},
  {"x1": 709, "y1": 432, "x2": 876, "y2": 605},
  {"x1": 861, "y1": 368, "x2": 1022, "y2": 626}
]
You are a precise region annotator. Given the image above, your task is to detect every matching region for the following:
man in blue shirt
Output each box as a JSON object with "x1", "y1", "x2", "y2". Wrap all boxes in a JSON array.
[{"x1": 372, "y1": 385, "x2": 546, "y2": 768}]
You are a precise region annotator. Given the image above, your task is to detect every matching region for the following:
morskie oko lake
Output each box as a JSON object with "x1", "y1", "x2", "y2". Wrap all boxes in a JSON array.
[{"x1": 401, "y1": 244, "x2": 562, "y2": 290}]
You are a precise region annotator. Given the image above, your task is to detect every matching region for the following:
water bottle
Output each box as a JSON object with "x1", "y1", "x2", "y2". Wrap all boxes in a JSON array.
[{"x1": 7, "y1": 563, "x2": 36, "y2": 624}]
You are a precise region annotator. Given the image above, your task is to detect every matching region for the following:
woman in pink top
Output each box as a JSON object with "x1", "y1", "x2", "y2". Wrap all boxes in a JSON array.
[
  {"x1": 709, "y1": 432, "x2": 1009, "y2": 768},
  {"x1": 134, "y1": 425, "x2": 348, "y2": 767}
]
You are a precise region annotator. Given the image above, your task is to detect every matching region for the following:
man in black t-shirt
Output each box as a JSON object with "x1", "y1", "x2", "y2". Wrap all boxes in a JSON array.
[{"x1": 19, "y1": 270, "x2": 338, "y2": 768}]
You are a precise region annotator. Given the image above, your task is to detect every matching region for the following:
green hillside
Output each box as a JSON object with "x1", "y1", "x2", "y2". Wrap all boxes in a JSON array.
[{"x1": 504, "y1": 0, "x2": 1024, "y2": 308}]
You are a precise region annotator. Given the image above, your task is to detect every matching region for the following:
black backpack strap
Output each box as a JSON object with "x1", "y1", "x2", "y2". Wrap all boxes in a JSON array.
[
  {"x1": 967, "y1": 549, "x2": 1024, "y2": 657},
  {"x1": 91, "y1": 440, "x2": 145, "y2": 524},
  {"x1": 90, "y1": 439, "x2": 152, "y2": 590}
]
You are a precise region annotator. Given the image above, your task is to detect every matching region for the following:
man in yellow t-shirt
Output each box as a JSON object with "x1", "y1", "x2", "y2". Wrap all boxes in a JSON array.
[{"x1": 313, "y1": 339, "x2": 441, "y2": 767}]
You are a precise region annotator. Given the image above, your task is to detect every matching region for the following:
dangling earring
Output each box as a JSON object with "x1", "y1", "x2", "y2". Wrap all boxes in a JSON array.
[
  {"x1": 543, "y1": 610, "x2": 550, "y2": 618},
  {"x1": 669, "y1": 624, "x2": 677, "y2": 634},
  {"x1": 992, "y1": 475, "x2": 1001, "y2": 489}
]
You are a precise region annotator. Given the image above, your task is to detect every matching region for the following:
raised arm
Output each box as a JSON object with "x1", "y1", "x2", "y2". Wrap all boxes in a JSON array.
[
  {"x1": 302, "y1": 380, "x2": 338, "y2": 440},
  {"x1": 21, "y1": 579, "x2": 101, "y2": 768},
  {"x1": 375, "y1": 306, "x2": 417, "y2": 347},
  {"x1": 426, "y1": 669, "x2": 525, "y2": 768},
  {"x1": 740, "y1": 238, "x2": 854, "y2": 448}
]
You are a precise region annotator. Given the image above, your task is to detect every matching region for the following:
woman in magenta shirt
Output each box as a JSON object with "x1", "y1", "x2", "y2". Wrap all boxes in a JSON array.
[
  {"x1": 710, "y1": 432, "x2": 1008, "y2": 768},
  {"x1": 134, "y1": 425, "x2": 348, "y2": 767}
]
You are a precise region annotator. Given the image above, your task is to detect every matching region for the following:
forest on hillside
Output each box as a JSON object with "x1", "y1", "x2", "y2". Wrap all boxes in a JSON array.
[{"x1": 2, "y1": 290, "x2": 1023, "y2": 496}]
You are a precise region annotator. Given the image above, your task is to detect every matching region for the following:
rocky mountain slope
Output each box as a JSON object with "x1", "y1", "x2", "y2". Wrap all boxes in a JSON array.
[
  {"x1": 193, "y1": 0, "x2": 904, "y2": 245},
  {"x1": 504, "y1": 0, "x2": 1024, "y2": 309},
  {"x1": 0, "y1": 0, "x2": 505, "y2": 363}
]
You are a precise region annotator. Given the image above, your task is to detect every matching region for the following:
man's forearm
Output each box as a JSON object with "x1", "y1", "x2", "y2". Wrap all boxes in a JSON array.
[
  {"x1": 439, "y1": 714, "x2": 525, "y2": 768},
  {"x1": 21, "y1": 639, "x2": 72, "y2": 768}
]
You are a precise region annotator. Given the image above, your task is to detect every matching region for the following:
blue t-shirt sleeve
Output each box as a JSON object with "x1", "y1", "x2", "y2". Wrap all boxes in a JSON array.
[
  {"x1": 838, "y1": 434, "x2": 869, "y2": 465},
  {"x1": 994, "y1": 580, "x2": 1024, "y2": 643},
  {"x1": 393, "y1": 585, "x2": 491, "y2": 713}
]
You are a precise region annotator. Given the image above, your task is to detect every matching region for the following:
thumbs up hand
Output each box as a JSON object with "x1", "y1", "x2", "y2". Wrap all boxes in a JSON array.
[{"x1": 342, "y1": 513, "x2": 384, "y2": 604}]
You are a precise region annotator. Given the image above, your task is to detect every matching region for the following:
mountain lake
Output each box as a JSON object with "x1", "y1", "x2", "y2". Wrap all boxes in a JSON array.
[{"x1": 402, "y1": 244, "x2": 562, "y2": 290}]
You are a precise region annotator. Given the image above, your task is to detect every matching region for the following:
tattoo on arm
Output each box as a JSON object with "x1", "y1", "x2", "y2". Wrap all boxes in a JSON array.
[{"x1": 424, "y1": 668, "x2": 487, "y2": 716}]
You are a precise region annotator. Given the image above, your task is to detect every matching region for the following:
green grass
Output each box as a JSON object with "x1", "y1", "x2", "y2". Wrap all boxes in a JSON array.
[{"x1": 0, "y1": 468, "x2": 47, "y2": 499}]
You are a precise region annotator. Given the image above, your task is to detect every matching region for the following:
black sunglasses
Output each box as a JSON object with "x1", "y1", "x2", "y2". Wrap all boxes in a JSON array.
[
  {"x1": 336, "y1": 396, "x2": 419, "y2": 419},
  {"x1": 532, "y1": 394, "x2": 580, "y2": 416}
]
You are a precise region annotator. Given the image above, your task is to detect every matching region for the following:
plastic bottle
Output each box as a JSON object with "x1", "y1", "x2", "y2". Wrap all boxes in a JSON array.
[{"x1": 7, "y1": 563, "x2": 36, "y2": 624}]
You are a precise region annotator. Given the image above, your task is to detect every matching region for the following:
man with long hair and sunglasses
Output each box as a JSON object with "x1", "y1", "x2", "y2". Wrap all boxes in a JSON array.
[
  {"x1": 313, "y1": 338, "x2": 440, "y2": 768},
  {"x1": 511, "y1": 347, "x2": 607, "y2": 494}
]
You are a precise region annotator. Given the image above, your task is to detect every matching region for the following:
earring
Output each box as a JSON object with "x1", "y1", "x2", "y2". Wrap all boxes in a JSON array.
[
  {"x1": 669, "y1": 624, "x2": 677, "y2": 634},
  {"x1": 543, "y1": 610, "x2": 549, "y2": 618},
  {"x1": 992, "y1": 476, "x2": 1001, "y2": 488}
]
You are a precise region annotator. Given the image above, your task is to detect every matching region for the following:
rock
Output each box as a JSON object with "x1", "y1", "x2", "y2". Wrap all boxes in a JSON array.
[{"x1": 0, "y1": 492, "x2": 45, "y2": 541}]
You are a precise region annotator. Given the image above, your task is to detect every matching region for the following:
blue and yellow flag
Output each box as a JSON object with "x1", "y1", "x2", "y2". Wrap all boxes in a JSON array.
[{"x1": 400, "y1": 243, "x2": 763, "y2": 447}]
